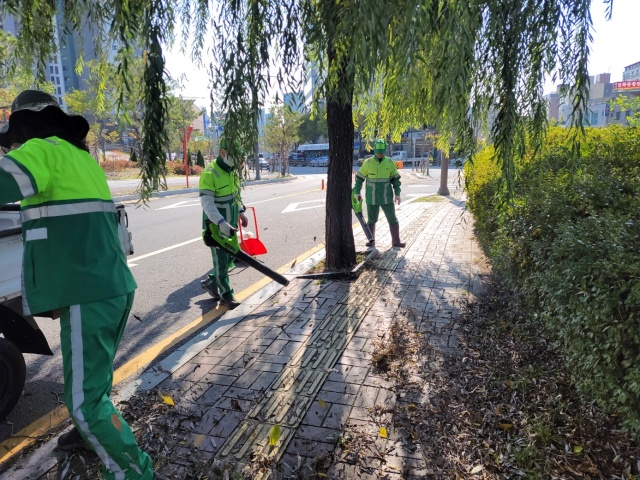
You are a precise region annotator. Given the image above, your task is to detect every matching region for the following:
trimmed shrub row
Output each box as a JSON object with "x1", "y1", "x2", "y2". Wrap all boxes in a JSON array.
[{"x1": 466, "y1": 125, "x2": 640, "y2": 432}]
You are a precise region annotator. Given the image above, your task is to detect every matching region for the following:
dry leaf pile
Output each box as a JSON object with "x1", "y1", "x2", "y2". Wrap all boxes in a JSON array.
[
  {"x1": 27, "y1": 279, "x2": 640, "y2": 479},
  {"x1": 375, "y1": 281, "x2": 640, "y2": 479}
]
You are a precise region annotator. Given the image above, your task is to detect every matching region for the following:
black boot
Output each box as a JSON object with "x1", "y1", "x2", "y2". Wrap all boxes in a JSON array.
[
  {"x1": 56, "y1": 427, "x2": 91, "y2": 452},
  {"x1": 201, "y1": 277, "x2": 220, "y2": 300},
  {"x1": 390, "y1": 224, "x2": 405, "y2": 248},
  {"x1": 220, "y1": 295, "x2": 241, "y2": 309},
  {"x1": 365, "y1": 223, "x2": 376, "y2": 247}
]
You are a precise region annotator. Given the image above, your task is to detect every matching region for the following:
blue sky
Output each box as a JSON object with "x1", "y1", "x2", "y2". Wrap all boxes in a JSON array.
[{"x1": 165, "y1": 0, "x2": 640, "y2": 107}]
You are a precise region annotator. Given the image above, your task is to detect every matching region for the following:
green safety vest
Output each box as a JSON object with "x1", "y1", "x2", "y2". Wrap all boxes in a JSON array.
[
  {"x1": 199, "y1": 157, "x2": 243, "y2": 227},
  {"x1": 0, "y1": 137, "x2": 137, "y2": 315},
  {"x1": 354, "y1": 155, "x2": 401, "y2": 205}
]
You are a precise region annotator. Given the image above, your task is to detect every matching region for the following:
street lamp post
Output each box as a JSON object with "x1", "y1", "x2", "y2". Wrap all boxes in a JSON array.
[{"x1": 182, "y1": 124, "x2": 194, "y2": 187}]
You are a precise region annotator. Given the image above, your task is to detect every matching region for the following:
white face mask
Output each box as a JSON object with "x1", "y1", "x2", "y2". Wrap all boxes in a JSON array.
[{"x1": 219, "y1": 149, "x2": 234, "y2": 167}]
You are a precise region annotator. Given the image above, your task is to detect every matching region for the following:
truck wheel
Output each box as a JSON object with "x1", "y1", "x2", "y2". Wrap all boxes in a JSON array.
[{"x1": 0, "y1": 337, "x2": 26, "y2": 421}]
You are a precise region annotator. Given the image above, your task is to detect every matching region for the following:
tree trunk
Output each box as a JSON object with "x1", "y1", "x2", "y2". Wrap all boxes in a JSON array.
[
  {"x1": 325, "y1": 42, "x2": 356, "y2": 271},
  {"x1": 438, "y1": 153, "x2": 450, "y2": 196}
]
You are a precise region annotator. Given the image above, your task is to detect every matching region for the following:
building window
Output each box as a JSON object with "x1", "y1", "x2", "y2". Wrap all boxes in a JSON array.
[
  {"x1": 55, "y1": 66, "x2": 59, "y2": 74},
  {"x1": 63, "y1": 66, "x2": 69, "y2": 71},
  {"x1": 57, "y1": 87, "x2": 61, "y2": 95},
  {"x1": 49, "y1": 66, "x2": 54, "y2": 73}
]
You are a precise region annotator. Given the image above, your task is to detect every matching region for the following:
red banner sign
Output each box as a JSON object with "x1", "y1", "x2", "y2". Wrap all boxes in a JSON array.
[{"x1": 613, "y1": 80, "x2": 640, "y2": 90}]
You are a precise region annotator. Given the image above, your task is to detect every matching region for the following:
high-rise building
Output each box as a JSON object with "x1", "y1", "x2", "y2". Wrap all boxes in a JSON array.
[
  {"x1": 546, "y1": 65, "x2": 640, "y2": 128},
  {"x1": 623, "y1": 61, "x2": 640, "y2": 81},
  {"x1": 1, "y1": 8, "x2": 123, "y2": 111},
  {"x1": 303, "y1": 60, "x2": 323, "y2": 109},
  {"x1": 283, "y1": 91, "x2": 305, "y2": 113}
]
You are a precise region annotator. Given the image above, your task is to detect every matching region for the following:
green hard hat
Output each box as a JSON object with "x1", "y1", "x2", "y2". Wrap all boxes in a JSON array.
[{"x1": 374, "y1": 139, "x2": 387, "y2": 154}]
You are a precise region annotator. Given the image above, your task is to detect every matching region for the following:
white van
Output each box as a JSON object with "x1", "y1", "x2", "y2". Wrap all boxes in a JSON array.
[{"x1": 390, "y1": 151, "x2": 407, "y2": 161}]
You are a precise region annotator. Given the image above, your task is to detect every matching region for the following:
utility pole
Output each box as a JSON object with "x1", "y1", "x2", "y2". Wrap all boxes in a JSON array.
[
  {"x1": 253, "y1": 88, "x2": 261, "y2": 181},
  {"x1": 181, "y1": 124, "x2": 193, "y2": 187}
]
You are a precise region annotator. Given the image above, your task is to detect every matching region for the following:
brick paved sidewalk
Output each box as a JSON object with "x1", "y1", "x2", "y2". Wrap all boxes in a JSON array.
[{"x1": 1, "y1": 194, "x2": 484, "y2": 480}]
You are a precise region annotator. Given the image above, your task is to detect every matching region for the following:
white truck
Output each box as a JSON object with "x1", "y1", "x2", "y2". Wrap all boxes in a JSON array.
[
  {"x1": 0, "y1": 204, "x2": 53, "y2": 421},
  {"x1": 0, "y1": 203, "x2": 133, "y2": 421}
]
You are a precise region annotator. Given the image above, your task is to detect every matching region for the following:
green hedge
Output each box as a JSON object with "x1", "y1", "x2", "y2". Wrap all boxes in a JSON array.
[{"x1": 466, "y1": 125, "x2": 640, "y2": 432}]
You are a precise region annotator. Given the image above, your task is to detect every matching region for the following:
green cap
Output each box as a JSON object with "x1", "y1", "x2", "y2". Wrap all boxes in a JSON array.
[
  {"x1": 219, "y1": 137, "x2": 243, "y2": 159},
  {"x1": 374, "y1": 139, "x2": 387, "y2": 154}
]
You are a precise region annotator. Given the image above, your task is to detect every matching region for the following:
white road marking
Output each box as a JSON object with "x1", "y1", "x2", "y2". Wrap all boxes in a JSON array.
[
  {"x1": 136, "y1": 189, "x2": 327, "y2": 267},
  {"x1": 282, "y1": 199, "x2": 325, "y2": 213},
  {"x1": 127, "y1": 237, "x2": 202, "y2": 267},
  {"x1": 156, "y1": 200, "x2": 198, "y2": 210},
  {"x1": 156, "y1": 189, "x2": 325, "y2": 211}
]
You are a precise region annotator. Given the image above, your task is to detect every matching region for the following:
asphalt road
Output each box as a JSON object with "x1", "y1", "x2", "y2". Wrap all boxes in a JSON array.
[{"x1": 0, "y1": 165, "x2": 463, "y2": 443}]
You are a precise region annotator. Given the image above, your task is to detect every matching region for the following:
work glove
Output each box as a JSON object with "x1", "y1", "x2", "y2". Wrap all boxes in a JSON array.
[
  {"x1": 395, "y1": 196, "x2": 401, "y2": 205},
  {"x1": 217, "y1": 219, "x2": 236, "y2": 237},
  {"x1": 239, "y1": 213, "x2": 249, "y2": 228}
]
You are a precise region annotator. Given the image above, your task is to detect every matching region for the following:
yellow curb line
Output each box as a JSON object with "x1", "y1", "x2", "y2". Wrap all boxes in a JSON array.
[{"x1": 0, "y1": 242, "x2": 326, "y2": 466}]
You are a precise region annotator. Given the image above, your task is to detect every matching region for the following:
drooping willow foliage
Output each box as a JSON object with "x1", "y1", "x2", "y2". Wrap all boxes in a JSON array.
[{"x1": 0, "y1": 0, "x2": 612, "y2": 236}]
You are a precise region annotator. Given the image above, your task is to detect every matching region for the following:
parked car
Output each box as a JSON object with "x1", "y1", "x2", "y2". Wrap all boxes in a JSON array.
[
  {"x1": 288, "y1": 153, "x2": 308, "y2": 166},
  {"x1": 310, "y1": 155, "x2": 329, "y2": 167},
  {"x1": 258, "y1": 158, "x2": 269, "y2": 170}
]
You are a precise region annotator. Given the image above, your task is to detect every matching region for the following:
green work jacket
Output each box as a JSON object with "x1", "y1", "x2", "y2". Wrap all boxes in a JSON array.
[
  {"x1": 0, "y1": 137, "x2": 137, "y2": 315},
  {"x1": 199, "y1": 157, "x2": 243, "y2": 227},
  {"x1": 353, "y1": 155, "x2": 401, "y2": 205}
]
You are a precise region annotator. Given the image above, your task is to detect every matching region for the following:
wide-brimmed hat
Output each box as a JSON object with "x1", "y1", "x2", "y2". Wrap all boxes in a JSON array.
[{"x1": 0, "y1": 90, "x2": 90, "y2": 148}]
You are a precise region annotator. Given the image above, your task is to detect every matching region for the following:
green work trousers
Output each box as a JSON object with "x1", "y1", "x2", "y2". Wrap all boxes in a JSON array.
[
  {"x1": 366, "y1": 202, "x2": 398, "y2": 226},
  {"x1": 208, "y1": 246, "x2": 235, "y2": 299},
  {"x1": 60, "y1": 292, "x2": 153, "y2": 480}
]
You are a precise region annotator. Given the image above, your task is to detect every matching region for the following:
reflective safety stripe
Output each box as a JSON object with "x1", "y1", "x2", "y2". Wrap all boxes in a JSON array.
[
  {"x1": 25, "y1": 228, "x2": 48, "y2": 241},
  {"x1": 215, "y1": 203, "x2": 232, "y2": 220},
  {"x1": 21, "y1": 201, "x2": 116, "y2": 222},
  {"x1": 214, "y1": 192, "x2": 239, "y2": 202},
  {"x1": 200, "y1": 190, "x2": 240, "y2": 205},
  {"x1": 355, "y1": 172, "x2": 366, "y2": 181},
  {"x1": 367, "y1": 178, "x2": 390, "y2": 183},
  {"x1": 69, "y1": 305, "x2": 126, "y2": 480},
  {"x1": 0, "y1": 157, "x2": 36, "y2": 197}
]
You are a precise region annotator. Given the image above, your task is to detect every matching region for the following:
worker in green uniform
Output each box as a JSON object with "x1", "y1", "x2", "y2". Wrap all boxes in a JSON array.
[
  {"x1": 0, "y1": 90, "x2": 161, "y2": 480},
  {"x1": 199, "y1": 137, "x2": 248, "y2": 309},
  {"x1": 353, "y1": 138, "x2": 405, "y2": 248}
]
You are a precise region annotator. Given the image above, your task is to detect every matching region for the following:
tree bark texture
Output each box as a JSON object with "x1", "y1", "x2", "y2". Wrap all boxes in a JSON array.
[
  {"x1": 438, "y1": 154, "x2": 450, "y2": 196},
  {"x1": 325, "y1": 43, "x2": 356, "y2": 271}
]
